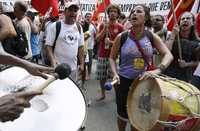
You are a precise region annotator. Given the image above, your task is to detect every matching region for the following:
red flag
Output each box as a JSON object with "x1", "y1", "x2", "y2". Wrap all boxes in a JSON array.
[
  {"x1": 167, "y1": 0, "x2": 179, "y2": 19},
  {"x1": 167, "y1": 0, "x2": 195, "y2": 31},
  {"x1": 92, "y1": 0, "x2": 111, "y2": 21},
  {"x1": 196, "y1": 13, "x2": 200, "y2": 37},
  {"x1": 31, "y1": 0, "x2": 59, "y2": 17}
]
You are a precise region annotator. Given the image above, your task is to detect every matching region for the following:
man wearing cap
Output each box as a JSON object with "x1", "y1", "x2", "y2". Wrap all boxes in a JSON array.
[{"x1": 46, "y1": 2, "x2": 84, "y2": 82}]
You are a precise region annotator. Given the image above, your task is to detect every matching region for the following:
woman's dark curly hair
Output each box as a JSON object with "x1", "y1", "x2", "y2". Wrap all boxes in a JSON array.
[{"x1": 129, "y1": 4, "x2": 152, "y2": 28}]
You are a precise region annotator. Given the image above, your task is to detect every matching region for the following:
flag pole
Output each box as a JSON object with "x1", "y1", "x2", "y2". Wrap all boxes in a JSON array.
[
  {"x1": 197, "y1": 0, "x2": 200, "y2": 13},
  {"x1": 78, "y1": 0, "x2": 84, "y2": 21},
  {"x1": 103, "y1": 0, "x2": 109, "y2": 46},
  {"x1": 170, "y1": 0, "x2": 182, "y2": 60}
]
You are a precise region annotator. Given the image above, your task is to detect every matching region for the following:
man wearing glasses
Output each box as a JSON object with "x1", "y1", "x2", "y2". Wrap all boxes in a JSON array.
[
  {"x1": 152, "y1": 14, "x2": 171, "y2": 66},
  {"x1": 152, "y1": 14, "x2": 171, "y2": 42}
]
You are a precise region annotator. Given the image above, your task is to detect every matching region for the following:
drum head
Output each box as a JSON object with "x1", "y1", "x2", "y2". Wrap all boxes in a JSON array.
[
  {"x1": 127, "y1": 78, "x2": 162, "y2": 131},
  {"x1": 0, "y1": 67, "x2": 86, "y2": 131}
]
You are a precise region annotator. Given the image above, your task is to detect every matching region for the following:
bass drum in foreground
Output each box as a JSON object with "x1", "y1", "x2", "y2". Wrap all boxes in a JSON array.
[
  {"x1": 0, "y1": 67, "x2": 87, "y2": 131},
  {"x1": 127, "y1": 76, "x2": 200, "y2": 131}
]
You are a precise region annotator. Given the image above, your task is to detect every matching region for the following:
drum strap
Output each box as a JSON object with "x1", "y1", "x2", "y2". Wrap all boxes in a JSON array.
[{"x1": 129, "y1": 30, "x2": 156, "y2": 71}]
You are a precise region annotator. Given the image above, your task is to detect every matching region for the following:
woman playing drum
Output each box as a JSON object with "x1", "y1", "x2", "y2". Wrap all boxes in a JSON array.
[{"x1": 109, "y1": 4, "x2": 173, "y2": 131}]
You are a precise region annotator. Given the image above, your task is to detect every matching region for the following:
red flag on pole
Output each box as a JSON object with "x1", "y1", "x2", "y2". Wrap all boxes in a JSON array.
[
  {"x1": 167, "y1": 0, "x2": 195, "y2": 31},
  {"x1": 196, "y1": 13, "x2": 200, "y2": 37},
  {"x1": 31, "y1": 0, "x2": 59, "y2": 17},
  {"x1": 92, "y1": 0, "x2": 111, "y2": 21}
]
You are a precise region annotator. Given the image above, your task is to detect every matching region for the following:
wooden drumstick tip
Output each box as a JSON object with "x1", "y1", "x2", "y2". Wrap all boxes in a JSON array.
[
  {"x1": 111, "y1": 79, "x2": 118, "y2": 85},
  {"x1": 34, "y1": 63, "x2": 71, "y2": 92},
  {"x1": 36, "y1": 76, "x2": 56, "y2": 92}
]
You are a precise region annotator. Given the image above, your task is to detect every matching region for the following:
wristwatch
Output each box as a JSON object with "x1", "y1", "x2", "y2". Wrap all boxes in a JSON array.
[{"x1": 157, "y1": 64, "x2": 166, "y2": 73}]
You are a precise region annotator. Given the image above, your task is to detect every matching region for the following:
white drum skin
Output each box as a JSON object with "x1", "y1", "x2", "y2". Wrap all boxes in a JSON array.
[{"x1": 0, "y1": 67, "x2": 86, "y2": 131}]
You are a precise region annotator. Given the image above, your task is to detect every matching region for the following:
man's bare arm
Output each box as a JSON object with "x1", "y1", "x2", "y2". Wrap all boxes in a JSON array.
[{"x1": 0, "y1": 14, "x2": 17, "y2": 41}]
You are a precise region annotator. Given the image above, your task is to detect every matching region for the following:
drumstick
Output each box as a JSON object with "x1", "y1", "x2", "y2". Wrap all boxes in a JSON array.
[
  {"x1": 104, "y1": 79, "x2": 118, "y2": 90},
  {"x1": 36, "y1": 63, "x2": 71, "y2": 92}
]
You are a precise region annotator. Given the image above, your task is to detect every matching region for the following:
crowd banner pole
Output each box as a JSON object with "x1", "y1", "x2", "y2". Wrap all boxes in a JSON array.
[
  {"x1": 197, "y1": 0, "x2": 200, "y2": 13},
  {"x1": 170, "y1": 0, "x2": 182, "y2": 60},
  {"x1": 103, "y1": 0, "x2": 109, "y2": 39},
  {"x1": 78, "y1": 0, "x2": 84, "y2": 21}
]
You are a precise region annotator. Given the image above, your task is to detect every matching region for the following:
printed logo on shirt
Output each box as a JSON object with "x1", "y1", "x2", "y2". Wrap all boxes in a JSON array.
[
  {"x1": 143, "y1": 39, "x2": 153, "y2": 55},
  {"x1": 133, "y1": 58, "x2": 145, "y2": 70},
  {"x1": 62, "y1": 31, "x2": 78, "y2": 45}
]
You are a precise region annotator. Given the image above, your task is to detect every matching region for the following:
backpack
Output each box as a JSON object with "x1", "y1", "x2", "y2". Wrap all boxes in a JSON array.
[
  {"x1": 44, "y1": 21, "x2": 82, "y2": 65},
  {"x1": 50, "y1": 21, "x2": 82, "y2": 51},
  {"x1": 2, "y1": 21, "x2": 28, "y2": 58},
  {"x1": 119, "y1": 30, "x2": 154, "y2": 65}
]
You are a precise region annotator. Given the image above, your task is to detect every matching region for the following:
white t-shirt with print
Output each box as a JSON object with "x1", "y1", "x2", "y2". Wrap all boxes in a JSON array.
[{"x1": 46, "y1": 20, "x2": 84, "y2": 71}]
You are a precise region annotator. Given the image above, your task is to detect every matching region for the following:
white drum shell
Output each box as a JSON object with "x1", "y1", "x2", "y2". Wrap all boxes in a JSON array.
[{"x1": 0, "y1": 67, "x2": 86, "y2": 131}]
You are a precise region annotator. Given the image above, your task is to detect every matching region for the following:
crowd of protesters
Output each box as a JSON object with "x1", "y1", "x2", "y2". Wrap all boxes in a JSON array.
[{"x1": 0, "y1": 1, "x2": 200, "y2": 131}]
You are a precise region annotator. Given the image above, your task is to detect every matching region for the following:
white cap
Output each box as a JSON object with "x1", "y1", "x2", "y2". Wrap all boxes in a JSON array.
[{"x1": 65, "y1": 1, "x2": 79, "y2": 9}]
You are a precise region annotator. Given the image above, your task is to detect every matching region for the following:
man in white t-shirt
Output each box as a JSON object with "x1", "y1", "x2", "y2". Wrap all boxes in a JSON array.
[
  {"x1": 46, "y1": 2, "x2": 84, "y2": 82},
  {"x1": 82, "y1": 12, "x2": 96, "y2": 79}
]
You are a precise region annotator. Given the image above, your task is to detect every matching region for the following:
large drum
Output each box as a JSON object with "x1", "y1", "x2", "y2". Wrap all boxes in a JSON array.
[
  {"x1": 0, "y1": 67, "x2": 87, "y2": 131},
  {"x1": 127, "y1": 76, "x2": 200, "y2": 131}
]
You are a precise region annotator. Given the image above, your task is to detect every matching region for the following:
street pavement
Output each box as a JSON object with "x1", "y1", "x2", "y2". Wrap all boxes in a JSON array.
[{"x1": 80, "y1": 60, "x2": 131, "y2": 131}]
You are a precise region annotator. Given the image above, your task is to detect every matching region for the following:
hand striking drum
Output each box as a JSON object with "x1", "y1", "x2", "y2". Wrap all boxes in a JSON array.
[
  {"x1": 35, "y1": 63, "x2": 71, "y2": 92},
  {"x1": 0, "y1": 65, "x2": 86, "y2": 131}
]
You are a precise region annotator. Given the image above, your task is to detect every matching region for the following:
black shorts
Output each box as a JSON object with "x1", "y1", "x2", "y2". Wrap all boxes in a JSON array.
[{"x1": 115, "y1": 75, "x2": 134, "y2": 119}]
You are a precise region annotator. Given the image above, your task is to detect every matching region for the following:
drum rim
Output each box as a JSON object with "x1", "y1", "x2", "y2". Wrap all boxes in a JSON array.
[
  {"x1": 127, "y1": 77, "x2": 162, "y2": 131},
  {"x1": 158, "y1": 79, "x2": 200, "y2": 131},
  {"x1": 66, "y1": 77, "x2": 88, "y2": 130},
  {"x1": 0, "y1": 66, "x2": 88, "y2": 131}
]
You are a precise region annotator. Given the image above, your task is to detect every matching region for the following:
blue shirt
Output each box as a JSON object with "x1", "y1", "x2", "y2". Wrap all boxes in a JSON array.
[{"x1": 30, "y1": 33, "x2": 40, "y2": 56}]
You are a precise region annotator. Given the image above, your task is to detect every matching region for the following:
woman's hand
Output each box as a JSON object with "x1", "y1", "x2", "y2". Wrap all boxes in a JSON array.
[
  {"x1": 172, "y1": 24, "x2": 180, "y2": 35},
  {"x1": 178, "y1": 59, "x2": 188, "y2": 68},
  {"x1": 139, "y1": 69, "x2": 161, "y2": 80},
  {"x1": 113, "y1": 74, "x2": 120, "y2": 84}
]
